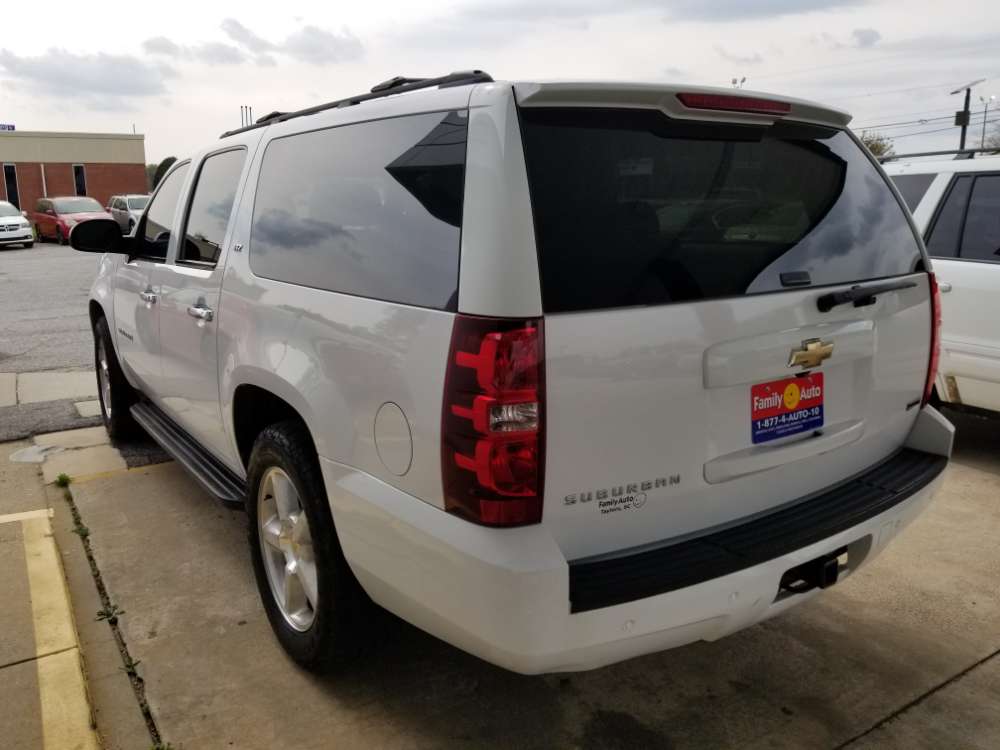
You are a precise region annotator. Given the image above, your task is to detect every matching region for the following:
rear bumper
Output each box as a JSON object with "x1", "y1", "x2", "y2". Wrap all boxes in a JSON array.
[{"x1": 322, "y1": 408, "x2": 952, "y2": 674}]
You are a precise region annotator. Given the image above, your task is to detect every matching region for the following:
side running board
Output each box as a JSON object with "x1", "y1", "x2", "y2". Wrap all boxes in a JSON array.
[{"x1": 130, "y1": 402, "x2": 246, "y2": 507}]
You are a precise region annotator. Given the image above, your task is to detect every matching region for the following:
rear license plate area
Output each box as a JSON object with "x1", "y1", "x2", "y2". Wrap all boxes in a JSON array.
[
  {"x1": 779, "y1": 546, "x2": 848, "y2": 595},
  {"x1": 751, "y1": 373, "x2": 824, "y2": 444}
]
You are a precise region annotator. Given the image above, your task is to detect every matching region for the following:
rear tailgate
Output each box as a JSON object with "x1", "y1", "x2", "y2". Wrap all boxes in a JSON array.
[{"x1": 516, "y1": 94, "x2": 931, "y2": 560}]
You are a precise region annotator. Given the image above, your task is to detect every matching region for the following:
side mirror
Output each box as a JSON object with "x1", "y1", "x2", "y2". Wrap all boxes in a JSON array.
[
  {"x1": 46, "y1": 208, "x2": 55, "y2": 215},
  {"x1": 70, "y1": 218, "x2": 135, "y2": 255},
  {"x1": 20, "y1": 210, "x2": 27, "y2": 218}
]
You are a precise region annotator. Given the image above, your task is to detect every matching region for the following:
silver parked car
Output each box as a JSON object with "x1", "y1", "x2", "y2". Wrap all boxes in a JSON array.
[
  {"x1": 71, "y1": 71, "x2": 953, "y2": 675},
  {"x1": 107, "y1": 194, "x2": 149, "y2": 233}
]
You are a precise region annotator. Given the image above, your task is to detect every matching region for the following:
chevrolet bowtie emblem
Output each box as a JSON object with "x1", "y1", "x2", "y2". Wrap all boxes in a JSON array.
[{"x1": 788, "y1": 338, "x2": 834, "y2": 369}]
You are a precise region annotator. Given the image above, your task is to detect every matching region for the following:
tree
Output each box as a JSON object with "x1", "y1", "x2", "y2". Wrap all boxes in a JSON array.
[
  {"x1": 151, "y1": 157, "x2": 177, "y2": 190},
  {"x1": 858, "y1": 130, "x2": 895, "y2": 158},
  {"x1": 986, "y1": 122, "x2": 1000, "y2": 152},
  {"x1": 145, "y1": 163, "x2": 158, "y2": 191}
]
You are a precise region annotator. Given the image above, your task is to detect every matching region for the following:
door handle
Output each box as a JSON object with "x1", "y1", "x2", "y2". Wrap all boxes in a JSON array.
[
  {"x1": 187, "y1": 305, "x2": 214, "y2": 322},
  {"x1": 938, "y1": 281, "x2": 952, "y2": 294},
  {"x1": 139, "y1": 290, "x2": 157, "y2": 304}
]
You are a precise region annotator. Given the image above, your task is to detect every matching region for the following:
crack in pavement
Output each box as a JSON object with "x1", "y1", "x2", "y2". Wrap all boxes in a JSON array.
[{"x1": 833, "y1": 646, "x2": 1000, "y2": 749}]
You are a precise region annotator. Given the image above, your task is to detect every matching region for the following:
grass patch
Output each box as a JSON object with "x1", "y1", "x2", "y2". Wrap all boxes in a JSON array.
[{"x1": 55, "y1": 473, "x2": 72, "y2": 488}]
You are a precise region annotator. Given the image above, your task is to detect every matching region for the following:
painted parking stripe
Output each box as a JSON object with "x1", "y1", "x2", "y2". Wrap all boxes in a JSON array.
[
  {"x1": 0, "y1": 508, "x2": 53, "y2": 525},
  {"x1": 21, "y1": 515, "x2": 100, "y2": 749}
]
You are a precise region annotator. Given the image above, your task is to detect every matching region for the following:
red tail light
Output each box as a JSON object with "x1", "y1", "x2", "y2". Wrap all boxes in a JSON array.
[
  {"x1": 442, "y1": 315, "x2": 544, "y2": 526},
  {"x1": 676, "y1": 92, "x2": 791, "y2": 115},
  {"x1": 923, "y1": 272, "x2": 942, "y2": 406}
]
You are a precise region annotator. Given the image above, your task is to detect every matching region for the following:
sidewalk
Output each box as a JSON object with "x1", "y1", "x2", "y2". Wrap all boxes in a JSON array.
[
  {"x1": 0, "y1": 441, "x2": 99, "y2": 750},
  {"x1": 0, "y1": 369, "x2": 102, "y2": 442}
]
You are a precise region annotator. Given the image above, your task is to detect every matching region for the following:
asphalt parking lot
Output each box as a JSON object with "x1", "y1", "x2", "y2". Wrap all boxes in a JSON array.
[{"x1": 1, "y1": 239, "x2": 999, "y2": 749}]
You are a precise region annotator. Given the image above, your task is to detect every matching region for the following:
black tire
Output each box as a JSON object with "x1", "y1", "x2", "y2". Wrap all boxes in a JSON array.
[
  {"x1": 34, "y1": 225, "x2": 42, "y2": 241},
  {"x1": 93, "y1": 316, "x2": 139, "y2": 440},
  {"x1": 56, "y1": 227, "x2": 66, "y2": 245},
  {"x1": 127, "y1": 220, "x2": 135, "y2": 234},
  {"x1": 247, "y1": 420, "x2": 369, "y2": 672},
  {"x1": 23, "y1": 242, "x2": 34, "y2": 249}
]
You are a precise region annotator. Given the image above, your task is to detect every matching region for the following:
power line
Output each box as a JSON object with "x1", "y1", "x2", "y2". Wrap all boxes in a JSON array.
[
  {"x1": 890, "y1": 117, "x2": 1000, "y2": 139},
  {"x1": 826, "y1": 78, "x2": 996, "y2": 102},
  {"x1": 856, "y1": 110, "x2": 995, "y2": 132}
]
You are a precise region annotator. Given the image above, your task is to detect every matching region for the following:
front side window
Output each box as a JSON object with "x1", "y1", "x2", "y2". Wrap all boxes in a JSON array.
[
  {"x1": 53, "y1": 197, "x2": 102, "y2": 214},
  {"x1": 250, "y1": 110, "x2": 467, "y2": 310},
  {"x1": 179, "y1": 149, "x2": 246, "y2": 265},
  {"x1": 520, "y1": 108, "x2": 923, "y2": 313},
  {"x1": 925, "y1": 176, "x2": 973, "y2": 258},
  {"x1": 959, "y1": 175, "x2": 1000, "y2": 262},
  {"x1": 140, "y1": 163, "x2": 190, "y2": 260},
  {"x1": 73, "y1": 165, "x2": 87, "y2": 196}
]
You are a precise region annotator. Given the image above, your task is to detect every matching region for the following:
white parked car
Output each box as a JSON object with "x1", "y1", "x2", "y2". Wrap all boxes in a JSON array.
[
  {"x1": 107, "y1": 194, "x2": 149, "y2": 234},
  {"x1": 0, "y1": 200, "x2": 34, "y2": 248},
  {"x1": 73, "y1": 72, "x2": 953, "y2": 674},
  {"x1": 885, "y1": 154, "x2": 1000, "y2": 414}
]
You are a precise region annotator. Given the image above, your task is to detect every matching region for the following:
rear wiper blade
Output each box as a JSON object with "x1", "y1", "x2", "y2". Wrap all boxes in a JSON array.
[{"x1": 816, "y1": 279, "x2": 917, "y2": 313}]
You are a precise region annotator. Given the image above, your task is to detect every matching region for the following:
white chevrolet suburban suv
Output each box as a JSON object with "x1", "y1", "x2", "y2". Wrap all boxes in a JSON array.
[
  {"x1": 72, "y1": 71, "x2": 954, "y2": 675},
  {"x1": 885, "y1": 152, "x2": 1000, "y2": 415}
]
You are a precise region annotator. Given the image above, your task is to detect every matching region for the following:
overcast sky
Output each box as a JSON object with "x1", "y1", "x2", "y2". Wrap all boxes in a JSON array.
[{"x1": 1, "y1": 0, "x2": 998, "y2": 163}]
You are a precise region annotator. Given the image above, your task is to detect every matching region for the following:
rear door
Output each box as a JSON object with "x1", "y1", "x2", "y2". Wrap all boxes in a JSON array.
[
  {"x1": 113, "y1": 162, "x2": 190, "y2": 390},
  {"x1": 517, "y1": 105, "x2": 932, "y2": 559},
  {"x1": 923, "y1": 172, "x2": 1000, "y2": 411},
  {"x1": 152, "y1": 146, "x2": 250, "y2": 465}
]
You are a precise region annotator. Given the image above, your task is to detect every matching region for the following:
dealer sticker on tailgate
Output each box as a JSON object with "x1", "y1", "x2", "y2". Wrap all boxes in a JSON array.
[{"x1": 751, "y1": 373, "x2": 824, "y2": 444}]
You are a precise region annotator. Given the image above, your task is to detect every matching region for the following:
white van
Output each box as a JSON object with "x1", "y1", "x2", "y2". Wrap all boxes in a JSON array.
[{"x1": 73, "y1": 72, "x2": 952, "y2": 674}]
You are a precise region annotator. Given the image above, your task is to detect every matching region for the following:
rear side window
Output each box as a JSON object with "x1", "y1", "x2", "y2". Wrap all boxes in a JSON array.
[
  {"x1": 140, "y1": 163, "x2": 190, "y2": 260},
  {"x1": 179, "y1": 148, "x2": 246, "y2": 265},
  {"x1": 250, "y1": 110, "x2": 467, "y2": 310},
  {"x1": 959, "y1": 175, "x2": 1000, "y2": 262},
  {"x1": 890, "y1": 173, "x2": 936, "y2": 212},
  {"x1": 519, "y1": 108, "x2": 923, "y2": 313},
  {"x1": 925, "y1": 176, "x2": 972, "y2": 258}
]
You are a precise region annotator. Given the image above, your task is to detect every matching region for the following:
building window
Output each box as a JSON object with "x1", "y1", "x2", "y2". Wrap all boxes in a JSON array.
[
  {"x1": 3, "y1": 164, "x2": 19, "y2": 209},
  {"x1": 73, "y1": 164, "x2": 87, "y2": 196}
]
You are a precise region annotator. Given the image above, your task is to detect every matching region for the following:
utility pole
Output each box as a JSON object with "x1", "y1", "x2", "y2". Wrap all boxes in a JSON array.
[
  {"x1": 981, "y1": 95, "x2": 996, "y2": 148},
  {"x1": 951, "y1": 79, "x2": 986, "y2": 149}
]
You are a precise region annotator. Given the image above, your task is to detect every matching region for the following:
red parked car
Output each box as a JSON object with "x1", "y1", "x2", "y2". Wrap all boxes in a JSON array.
[{"x1": 33, "y1": 196, "x2": 113, "y2": 245}]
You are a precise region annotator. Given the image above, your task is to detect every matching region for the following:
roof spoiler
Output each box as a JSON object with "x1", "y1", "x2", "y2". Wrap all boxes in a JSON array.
[
  {"x1": 219, "y1": 70, "x2": 493, "y2": 139},
  {"x1": 880, "y1": 147, "x2": 1000, "y2": 163}
]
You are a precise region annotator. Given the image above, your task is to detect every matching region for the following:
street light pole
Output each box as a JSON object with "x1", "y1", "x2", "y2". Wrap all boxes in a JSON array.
[{"x1": 982, "y1": 95, "x2": 997, "y2": 148}]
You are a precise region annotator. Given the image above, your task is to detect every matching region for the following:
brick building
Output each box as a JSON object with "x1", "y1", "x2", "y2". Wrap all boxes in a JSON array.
[{"x1": 0, "y1": 130, "x2": 147, "y2": 212}]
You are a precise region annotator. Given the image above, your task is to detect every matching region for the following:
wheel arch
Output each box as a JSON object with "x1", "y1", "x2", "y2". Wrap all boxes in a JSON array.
[{"x1": 230, "y1": 381, "x2": 321, "y2": 473}]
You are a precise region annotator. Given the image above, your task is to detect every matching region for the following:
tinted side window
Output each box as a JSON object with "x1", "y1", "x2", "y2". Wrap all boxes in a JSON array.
[
  {"x1": 179, "y1": 149, "x2": 246, "y2": 265},
  {"x1": 141, "y1": 163, "x2": 190, "y2": 260},
  {"x1": 250, "y1": 110, "x2": 467, "y2": 310},
  {"x1": 959, "y1": 175, "x2": 1000, "y2": 262},
  {"x1": 925, "y1": 176, "x2": 972, "y2": 258},
  {"x1": 890, "y1": 173, "x2": 936, "y2": 212}
]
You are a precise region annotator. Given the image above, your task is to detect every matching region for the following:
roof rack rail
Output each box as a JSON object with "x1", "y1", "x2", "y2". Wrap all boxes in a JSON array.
[
  {"x1": 880, "y1": 147, "x2": 1000, "y2": 163},
  {"x1": 220, "y1": 69, "x2": 493, "y2": 139}
]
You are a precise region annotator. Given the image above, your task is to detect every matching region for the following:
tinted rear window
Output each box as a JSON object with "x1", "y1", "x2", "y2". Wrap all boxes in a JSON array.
[
  {"x1": 250, "y1": 110, "x2": 467, "y2": 310},
  {"x1": 890, "y1": 173, "x2": 936, "y2": 211},
  {"x1": 520, "y1": 108, "x2": 923, "y2": 313}
]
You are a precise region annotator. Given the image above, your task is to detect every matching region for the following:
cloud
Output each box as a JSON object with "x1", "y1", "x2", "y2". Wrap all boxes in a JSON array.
[
  {"x1": 666, "y1": 0, "x2": 865, "y2": 20},
  {"x1": 220, "y1": 18, "x2": 275, "y2": 54},
  {"x1": 0, "y1": 48, "x2": 171, "y2": 108},
  {"x1": 281, "y1": 26, "x2": 363, "y2": 64},
  {"x1": 143, "y1": 36, "x2": 182, "y2": 56},
  {"x1": 715, "y1": 46, "x2": 765, "y2": 65},
  {"x1": 192, "y1": 42, "x2": 246, "y2": 65},
  {"x1": 851, "y1": 28, "x2": 881, "y2": 48}
]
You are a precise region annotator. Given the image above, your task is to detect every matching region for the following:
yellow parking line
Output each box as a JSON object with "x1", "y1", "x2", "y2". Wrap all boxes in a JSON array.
[
  {"x1": 0, "y1": 508, "x2": 53, "y2": 526},
  {"x1": 21, "y1": 516, "x2": 99, "y2": 749}
]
